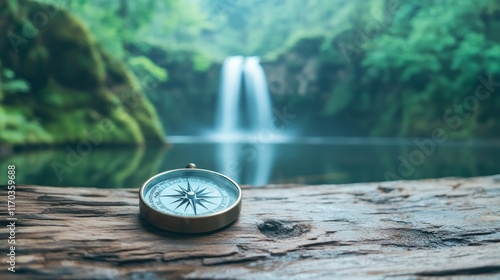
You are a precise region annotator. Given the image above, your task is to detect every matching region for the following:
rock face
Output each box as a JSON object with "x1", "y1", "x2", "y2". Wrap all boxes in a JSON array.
[
  {"x1": 143, "y1": 48, "x2": 221, "y2": 135},
  {"x1": 0, "y1": 0, "x2": 165, "y2": 146},
  {"x1": 262, "y1": 38, "x2": 324, "y2": 97}
]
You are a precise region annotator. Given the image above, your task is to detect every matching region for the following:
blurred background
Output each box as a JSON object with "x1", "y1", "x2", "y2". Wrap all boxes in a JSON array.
[{"x1": 0, "y1": 0, "x2": 499, "y2": 187}]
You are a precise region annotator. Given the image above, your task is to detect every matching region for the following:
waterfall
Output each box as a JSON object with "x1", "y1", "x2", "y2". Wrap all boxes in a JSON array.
[
  {"x1": 243, "y1": 57, "x2": 274, "y2": 132},
  {"x1": 216, "y1": 56, "x2": 245, "y2": 134},
  {"x1": 215, "y1": 56, "x2": 274, "y2": 135},
  {"x1": 214, "y1": 56, "x2": 276, "y2": 185}
]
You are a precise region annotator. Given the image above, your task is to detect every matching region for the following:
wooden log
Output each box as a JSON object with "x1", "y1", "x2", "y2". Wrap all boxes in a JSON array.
[{"x1": 1, "y1": 176, "x2": 500, "y2": 279}]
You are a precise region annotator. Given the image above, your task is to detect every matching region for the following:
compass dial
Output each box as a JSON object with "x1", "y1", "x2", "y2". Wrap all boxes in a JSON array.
[
  {"x1": 145, "y1": 176, "x2": 236, "y2": 217},
  {"x1": 139, "y1": 165, "x2": 242, "y2": 233}
]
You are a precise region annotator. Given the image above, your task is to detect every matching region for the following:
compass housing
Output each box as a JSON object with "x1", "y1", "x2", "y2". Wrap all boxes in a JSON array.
[{"x1": 139, "y1": 166, "x2": 242, "y2": 233}]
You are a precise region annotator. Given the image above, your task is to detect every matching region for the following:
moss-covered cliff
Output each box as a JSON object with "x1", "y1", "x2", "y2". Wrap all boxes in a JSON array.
[{"x1": 0, "y1": 0, "x2": 165, "y2": 146}]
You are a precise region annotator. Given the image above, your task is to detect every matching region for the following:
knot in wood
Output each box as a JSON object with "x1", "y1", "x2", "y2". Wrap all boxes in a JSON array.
[{"x1": 257, "y1": 219, "x2": 310, "y2": 238}]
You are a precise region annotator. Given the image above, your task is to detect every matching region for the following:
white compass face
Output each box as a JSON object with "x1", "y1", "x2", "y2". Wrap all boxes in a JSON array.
[{"x1": 143, "y1": 169, "x2": 240, "y2": 217}]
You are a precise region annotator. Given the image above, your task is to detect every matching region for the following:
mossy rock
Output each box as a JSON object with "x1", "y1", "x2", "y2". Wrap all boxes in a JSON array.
[{"x1": 0, "y1": 0, "x2": 165, "y2": 146}]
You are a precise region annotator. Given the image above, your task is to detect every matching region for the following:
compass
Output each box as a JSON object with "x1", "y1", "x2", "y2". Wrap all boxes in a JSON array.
[{"x1": 139, "y1": 163, "x2": 242, "y2": 233}]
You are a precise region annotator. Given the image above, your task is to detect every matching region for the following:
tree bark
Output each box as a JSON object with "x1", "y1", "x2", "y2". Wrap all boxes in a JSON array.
[{"x1": 1, "y1": 176, "x2": 499, "y2": 279}]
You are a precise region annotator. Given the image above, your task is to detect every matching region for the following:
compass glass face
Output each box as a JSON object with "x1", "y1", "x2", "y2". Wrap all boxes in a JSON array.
[{"x1": 142, "y1": 169, "x2": 240, "y2": 217}]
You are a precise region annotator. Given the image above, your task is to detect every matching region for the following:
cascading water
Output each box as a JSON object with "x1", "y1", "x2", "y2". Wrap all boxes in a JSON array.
[
  {"x1": 243, "y1": 57, "x2": 274, "y2": 132},
  {"x1": 215, "y1": 56, "x2": 274, "y2": 137},
  {"x1": 215, "y1": 56, "x2": 276, "y2": 185},
  {"x1": 216, "y1": 56, "x2": 245, "y2": 134}
]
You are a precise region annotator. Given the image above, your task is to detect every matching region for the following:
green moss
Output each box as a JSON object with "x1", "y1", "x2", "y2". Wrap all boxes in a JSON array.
[
  {"x1": 110, "y1": 108, "x2": 145, "y2": 144},
  {"x1": 0, "y1": 106, "x2": 53, "y2": 145},
  {"x1": 0, "y1": 0, "x2": 165, "y2": 147},
  {"x1": 21, "y1": 45, "x2": 49, "y2": 90},
  {"x1": 100, "y1": 49, "x2": 128, "y2": 84},
  {"x1": 39, "y1": 80, "x2": 92, "y2": 108},
  {"x1": 131, "y1": 98, "x2": 166, "y2": 143},
  {"x1": 43, "y1": 10, "x2": 107, "y2": 90}
]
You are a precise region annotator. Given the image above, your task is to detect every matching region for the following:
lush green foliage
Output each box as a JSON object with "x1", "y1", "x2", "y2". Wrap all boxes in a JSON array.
[
  {"x1": 55, "y1": 0, "x2": 500, "y2": 138},
  {"x1": 55, "y1": 0, "x2": 213, "y2": 77},
  {"x1": 321, "y1": 0, "x2": 500, "y2": 137},
  {"x1": 0, "y1": 0, "x2": 165, "y2": 145},
  {"x1": 3, "y1": 0, "x2": 500, "y2": 139}
]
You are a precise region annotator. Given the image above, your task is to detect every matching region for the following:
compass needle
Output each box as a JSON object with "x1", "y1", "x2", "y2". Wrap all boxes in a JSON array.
[
  {"x1": 161, "y1": 194, "x2": 184, "y2": 198},
  {"x1": 196, "y1": 200, "x2": 209, "y2": 210},
  {"x1": 197, "y1": 195, "x2": 218, "y2": 199},
  {"x1": 171, "y1": 198, "x2": 184, "y2": 204},
  {"x1": 177, "y1": 185, "x2": 188, "y2": 194},
  {"x1": 139, "y1": 164, "x2": 242, "y2": 233},
  {"x1": 191, "y1": 199, "x2": 197, "y2": 215},
  {"x1": 198, "y1": 198, "x2": 216, "y2": 205},
  {"x1": 197, "y1": 187, "x2": 209, "y2": 195},
  {"x1": 174, "y1": 199, "x2": 189, "y2": 210},
  {"x1": 173, "y1": 189, "x2": 184, "y2": 195},
  {"x1": 184, "y1": 201, "x2": 192, "y2": 212}
]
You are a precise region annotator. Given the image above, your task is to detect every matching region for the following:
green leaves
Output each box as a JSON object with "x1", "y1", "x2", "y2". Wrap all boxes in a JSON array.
[
  {"x1": 24, "y1": 0, "x2": 500, "y2": 138},
  {"x1": 128, "y1": 56, "x2": 168, "y2": 82},
  {"x1": 1, "y1": 68, "x2": 30, "y2": 94}
]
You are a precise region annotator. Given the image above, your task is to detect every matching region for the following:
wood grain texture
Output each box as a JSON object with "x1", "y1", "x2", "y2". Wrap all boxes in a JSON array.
[{"x1": 1, "y1": 176, "x2": 500, "y2": 279}]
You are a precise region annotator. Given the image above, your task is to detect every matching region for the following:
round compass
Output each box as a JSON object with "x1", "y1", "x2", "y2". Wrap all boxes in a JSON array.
[{"x1": 139, "y1": 163, "x2": 242, "y2": 233}]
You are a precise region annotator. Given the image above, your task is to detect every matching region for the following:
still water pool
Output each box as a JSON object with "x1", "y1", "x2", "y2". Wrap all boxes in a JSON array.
[{"x1": 2, "y1": 138, "x2": 499, "y2": 188}]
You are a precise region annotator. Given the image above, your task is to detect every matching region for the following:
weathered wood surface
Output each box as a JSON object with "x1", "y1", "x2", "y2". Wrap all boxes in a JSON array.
[{"x1": 1, "y1": 176, "x2": 500, "y2": 279}]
